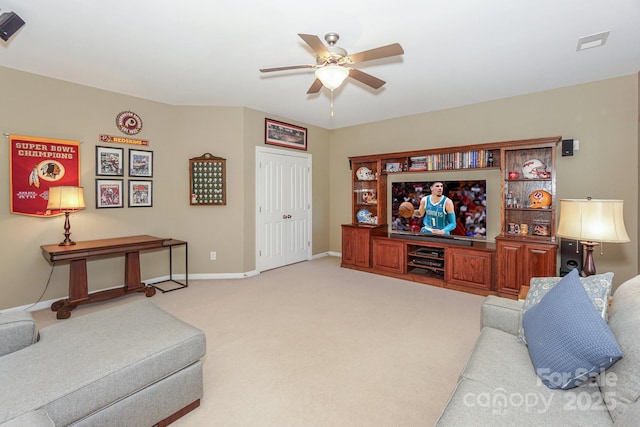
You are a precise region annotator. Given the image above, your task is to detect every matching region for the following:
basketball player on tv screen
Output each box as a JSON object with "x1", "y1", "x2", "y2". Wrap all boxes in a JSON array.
[{"x1": 414, "y1": 181, "x2": 456, "y2": 235}]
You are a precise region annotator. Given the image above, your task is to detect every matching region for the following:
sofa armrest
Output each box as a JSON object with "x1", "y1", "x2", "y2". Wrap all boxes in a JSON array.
[
  {"x1": 481, "y1": 296, "x2": 523, "y2": 336},
  {"x1": 0, "y1": 311, "x2": 37, "y2": 357}
]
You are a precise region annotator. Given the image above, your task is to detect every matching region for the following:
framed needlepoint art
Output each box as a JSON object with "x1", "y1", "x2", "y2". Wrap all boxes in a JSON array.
[
  {"x1": 129, "y1": 180, "x2": 152, "y2": 207},
  {"x1": 96, "y1": 179, "x2": 123, "y2": 208},
  {"x1": 265, "y1": 118, "x2": 307, "y2": 151},
  {"x1": 96, "y1": 146, "x2": 124, "y2": 176},
  {"x1": 129, "y1": 149, "x2": 153, "y2": 177}
]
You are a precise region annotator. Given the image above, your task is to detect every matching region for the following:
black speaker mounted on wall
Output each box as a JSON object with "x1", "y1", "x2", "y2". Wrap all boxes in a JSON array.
[
  {"x1": 560, "y1": 238, "x2": 583, "y2": 276},
  {"x1": 0, "y1": 12, "x2": 25, "y2": 42},
  {"x1": 561, "y1": 139, "x2": 574, "y2": 157}
]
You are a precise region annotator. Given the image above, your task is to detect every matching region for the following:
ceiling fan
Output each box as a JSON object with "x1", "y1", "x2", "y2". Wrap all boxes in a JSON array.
[{"x1": 259, "y1": 33, "x2": 404, "y2": 94}]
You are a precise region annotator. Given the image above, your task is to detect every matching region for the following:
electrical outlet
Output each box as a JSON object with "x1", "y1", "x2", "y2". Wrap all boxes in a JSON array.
[{"x1": 210, "y1": 251, "x2": 216, "y2": 261}]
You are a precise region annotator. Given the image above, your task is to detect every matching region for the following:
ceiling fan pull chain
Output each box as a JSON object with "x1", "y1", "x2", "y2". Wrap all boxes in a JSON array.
[{"x1": 330, "y1": 90, "x2": 335, "y2": 117}]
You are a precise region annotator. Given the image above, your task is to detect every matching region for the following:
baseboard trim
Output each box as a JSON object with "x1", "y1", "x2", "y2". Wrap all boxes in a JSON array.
[{"x1": 4, "y1": 256, "x2": 343, "y2": 313}]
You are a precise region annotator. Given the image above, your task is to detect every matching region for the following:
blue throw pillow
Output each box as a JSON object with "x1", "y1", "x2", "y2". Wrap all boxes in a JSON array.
[
  {"x1": 522, "y1": 268, "x2": 622, "y2": 389},
  {"x1": 517, "y1": 272, "x2": 614, "y2": 344}
]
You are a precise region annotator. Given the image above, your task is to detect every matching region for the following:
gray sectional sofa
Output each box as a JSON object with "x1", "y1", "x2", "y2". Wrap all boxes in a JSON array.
[
  {"x1": 0, "y1": 299, "x2": 206, "y2": 426},
  {"x1": 436, "y1": 273, "x2": 640, "y2": 426}
]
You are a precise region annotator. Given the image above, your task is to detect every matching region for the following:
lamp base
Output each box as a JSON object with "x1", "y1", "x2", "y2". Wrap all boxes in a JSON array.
[
  {"x1": 581, "y1": 241, "x2": 599, "y2": 276},
  {"x1": 58, "y1": 211, "x2": 77, "y2": 246}
]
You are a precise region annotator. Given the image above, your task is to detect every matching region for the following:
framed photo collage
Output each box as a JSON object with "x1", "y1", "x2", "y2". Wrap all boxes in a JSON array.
[{"x1": 95, "y1": 146, "x2": 153, "y2": 208}]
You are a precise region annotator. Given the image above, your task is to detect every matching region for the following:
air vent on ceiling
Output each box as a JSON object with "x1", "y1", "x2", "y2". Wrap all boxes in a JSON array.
[{"x1": 577, "y1": 31, "x2": 610, "y2": 51}]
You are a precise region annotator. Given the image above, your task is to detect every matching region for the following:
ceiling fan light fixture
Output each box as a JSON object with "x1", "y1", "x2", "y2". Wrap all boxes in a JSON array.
[{"x1": 315, "y1": 65, "x2": 349, "y2": 90}]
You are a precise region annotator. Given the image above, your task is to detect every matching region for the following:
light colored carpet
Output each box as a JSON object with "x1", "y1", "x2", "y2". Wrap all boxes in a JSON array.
[{"x1": 32, "y1": 256, "x2": 485, "y2": 426}]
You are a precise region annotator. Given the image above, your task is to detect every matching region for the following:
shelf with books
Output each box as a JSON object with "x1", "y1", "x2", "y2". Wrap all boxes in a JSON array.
[{"x1": 382, "y1": 148, "x2": 499, "y2": 174}]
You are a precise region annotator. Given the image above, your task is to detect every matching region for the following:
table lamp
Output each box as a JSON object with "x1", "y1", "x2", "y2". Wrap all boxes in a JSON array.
[
  {"x1": 47, "y1": 186, "x2": 86, "y2": 246},
  {"x1": 557, "y1": 198, "x2": 630, "y2": 276}
]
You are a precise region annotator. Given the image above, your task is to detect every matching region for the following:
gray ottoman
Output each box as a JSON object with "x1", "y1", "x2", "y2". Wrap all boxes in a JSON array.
[{"x1": 0, "y1": 299, "x2": 206, "y2": 426}]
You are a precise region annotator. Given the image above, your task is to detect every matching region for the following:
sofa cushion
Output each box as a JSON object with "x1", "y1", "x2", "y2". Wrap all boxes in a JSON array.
[
  {"x1": 462, "y1": 327, "x2": 540, "y2": 392},
  {"x1": 0, "y1": 299, "x2": 206, "y2": 425},
  {"x1": 600, "y1": 274, "x2": 640, "y2": 423},
  {"x1": 517, "y1": 271, "x2": 613, "y2": 344},
  {"x1": 612, "y1": 397, "x2": 640, "y2": 427},
  {"x1": 523, "y1": 269, "x2": 622, "y2": 389},
  {"x1": 435, "y1": 377, "x2": 611, "y2": 426}
]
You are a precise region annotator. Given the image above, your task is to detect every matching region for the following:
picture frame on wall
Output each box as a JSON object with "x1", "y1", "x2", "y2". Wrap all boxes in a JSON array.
[
  {"x1": 128, "y1": 180, "x2": 153, "y2": 207},
  {"x1": 96, "y1": 146, "x2": 124, "y2": 176},
  {"x1": 129, "y1": 149, "x2": 153, "y2": 177},
  {"x1": 265, "y1": 118, "x2": 307, "y2": 151},
  {"x1": 96, "y1": 179, "x2": 123, "y2": 208},
  {"x1": 189, "y1": 153, "x2": 226, "y2": 206}
]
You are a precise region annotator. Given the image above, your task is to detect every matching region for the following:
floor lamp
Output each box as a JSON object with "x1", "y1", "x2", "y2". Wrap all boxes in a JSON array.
[
  {"x1": 556, "y1": 198, "x2": 630, "y2": 276},
  {"x1": 46, "y1": 186, "x2": 86, "y2": 246}
]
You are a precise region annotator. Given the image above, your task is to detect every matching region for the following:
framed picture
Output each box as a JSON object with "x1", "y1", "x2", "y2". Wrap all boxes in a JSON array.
[
  {"x1": 189, "y1": 153, "x2": 226, "y2": 205},
  {"x1": 96, "y1": 179, "x2": 123, "y2": 208},
  {"x1": 129, "y1": 149, "x2": 153, "y2": 177},
  {"x1": 128, "y1": 180, "x2": 153, "y2": 207},
  {"x1": 265, "y1": 118, "x2": 307, "y2": 151},
  {"x1": 96, "y1": 146, "x2": 124, "y2": 176}
]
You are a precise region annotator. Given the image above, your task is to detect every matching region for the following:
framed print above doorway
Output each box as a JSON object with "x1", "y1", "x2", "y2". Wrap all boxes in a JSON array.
[{"x1": 265, "y1": 118, "x2": 307, "y2": 151}]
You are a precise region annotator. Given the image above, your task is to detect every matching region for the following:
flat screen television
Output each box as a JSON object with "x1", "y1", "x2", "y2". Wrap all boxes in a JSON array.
[{"x1": 390, "y1": 180, "x2": 487, "y2": 239}]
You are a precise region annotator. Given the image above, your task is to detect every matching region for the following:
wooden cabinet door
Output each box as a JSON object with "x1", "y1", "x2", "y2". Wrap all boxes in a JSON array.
[
  {"x1": 525, "y1": 243, "x2": 557, "y2": 278},
  {"x1": 342, "y1": 225, "x2": 378, "y2": 268},
  {"x1": 446, "y1": 247, "x2": 493, "y2": 291},
  {"x1": 353, "y1": 228, "x2": 371, "y2": 267},
  {"x1": 372, "y1": 238, "x2": 405, "y2": 274},
  {"x1": 341, "y1": 226, "x2": 358, "y2": 266},
  {"x1": 496, "y1": 240, "x2": 525, "y2": 298},
  {"x1": 496, "y1": 239, "x2": 557, "y2": 298}
]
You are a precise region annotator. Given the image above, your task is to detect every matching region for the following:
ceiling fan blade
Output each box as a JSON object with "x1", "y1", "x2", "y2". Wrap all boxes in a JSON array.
[
  {"x1": 306, "y1": 78, "x2": 323, "y2": 94},
  {"x1": 298, "y1": 33, "x2": 331, "y2": 58},
  {"x1": 349, "y1": 68, "x2": 386, "y2": 89},
  {"x1": 259, "y1": 64, "x2": 315, "y2": 73},
  {"x1": 347, "y1": 43, "x2": 404, "y2": 64}
]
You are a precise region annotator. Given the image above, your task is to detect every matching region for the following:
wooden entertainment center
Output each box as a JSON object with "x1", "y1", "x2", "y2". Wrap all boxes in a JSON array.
[{"x1": 342, "y1": 136, "x2": 560, "y2": 299}]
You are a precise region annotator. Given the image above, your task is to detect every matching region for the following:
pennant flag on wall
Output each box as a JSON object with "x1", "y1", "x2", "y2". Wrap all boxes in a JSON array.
[{"x1": 9, "y1": 134, "x2": 81, "y2": 217}]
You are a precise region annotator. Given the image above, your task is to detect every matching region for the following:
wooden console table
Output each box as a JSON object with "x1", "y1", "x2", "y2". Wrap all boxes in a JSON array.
[{"x1": 41, "y1": 235, "x2": 187, "y2": 319}]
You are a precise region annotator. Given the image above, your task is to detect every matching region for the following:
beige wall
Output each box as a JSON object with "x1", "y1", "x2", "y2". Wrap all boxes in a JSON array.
[
  {"x1": 0, "y1": 66, "x2": 331, "y2": 310},
  {"x1": 329, "y1": 74, "x2": 639, "y2": 288},
  {"x1": 1, "y1": 66, "x2": 637, "y2": 310}
]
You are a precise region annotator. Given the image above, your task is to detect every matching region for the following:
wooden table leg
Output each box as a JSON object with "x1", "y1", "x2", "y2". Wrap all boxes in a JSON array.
[
  {"x1": 51, "y1": 258, "x2": 89, "y2": 319},
  {"x1": 124, "y1": 251, "x2": 143, "y2": 291},
  {"x1": 69, "y1": 259, "x2": 89, "y2": 302},
  {"x1": 125, "y1": 250, "x2": 156, "y2": 297}
]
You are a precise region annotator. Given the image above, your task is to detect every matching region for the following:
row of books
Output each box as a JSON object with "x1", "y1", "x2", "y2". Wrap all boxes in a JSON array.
[{"x1": 407, "y1": 150, "x2": 495, "y2": 171}]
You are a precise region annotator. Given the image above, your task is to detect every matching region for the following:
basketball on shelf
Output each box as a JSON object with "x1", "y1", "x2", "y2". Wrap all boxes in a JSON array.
[{"x1": 398, "y1": 201, "x2": 415, "y2": 218}]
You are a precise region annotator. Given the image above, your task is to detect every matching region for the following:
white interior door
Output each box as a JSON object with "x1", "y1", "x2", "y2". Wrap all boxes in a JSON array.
[{"x1": 256, "y1": 147, "x2": 311, "y2": 272}]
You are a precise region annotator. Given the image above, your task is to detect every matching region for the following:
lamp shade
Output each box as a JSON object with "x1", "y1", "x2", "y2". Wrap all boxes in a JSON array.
[
  {"x1": 315, "y1": 65, "x2": 349, "y2": 90},
  {"x1": 557, "y1": 199, "x2": 630, "y2": 243},
  {"x1": 47, "y1": 186, "x2": 86, "y2": 211}
]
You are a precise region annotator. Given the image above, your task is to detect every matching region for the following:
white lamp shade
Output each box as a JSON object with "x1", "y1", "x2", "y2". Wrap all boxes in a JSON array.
[
  {"x1": 557, "y1": 199, "x2": 630, "y2": 243},
  {"x1": 47, "y1": 186, "x2": 86, "y2": 211},
  {"x1": 315, "y1": 65, "x2": 349, "y2": 90}
]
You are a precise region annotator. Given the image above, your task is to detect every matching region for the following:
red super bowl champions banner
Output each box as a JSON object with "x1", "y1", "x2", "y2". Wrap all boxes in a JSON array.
[{"x1": 9, "y1": 135, "x2": 81, "y2": 217}]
